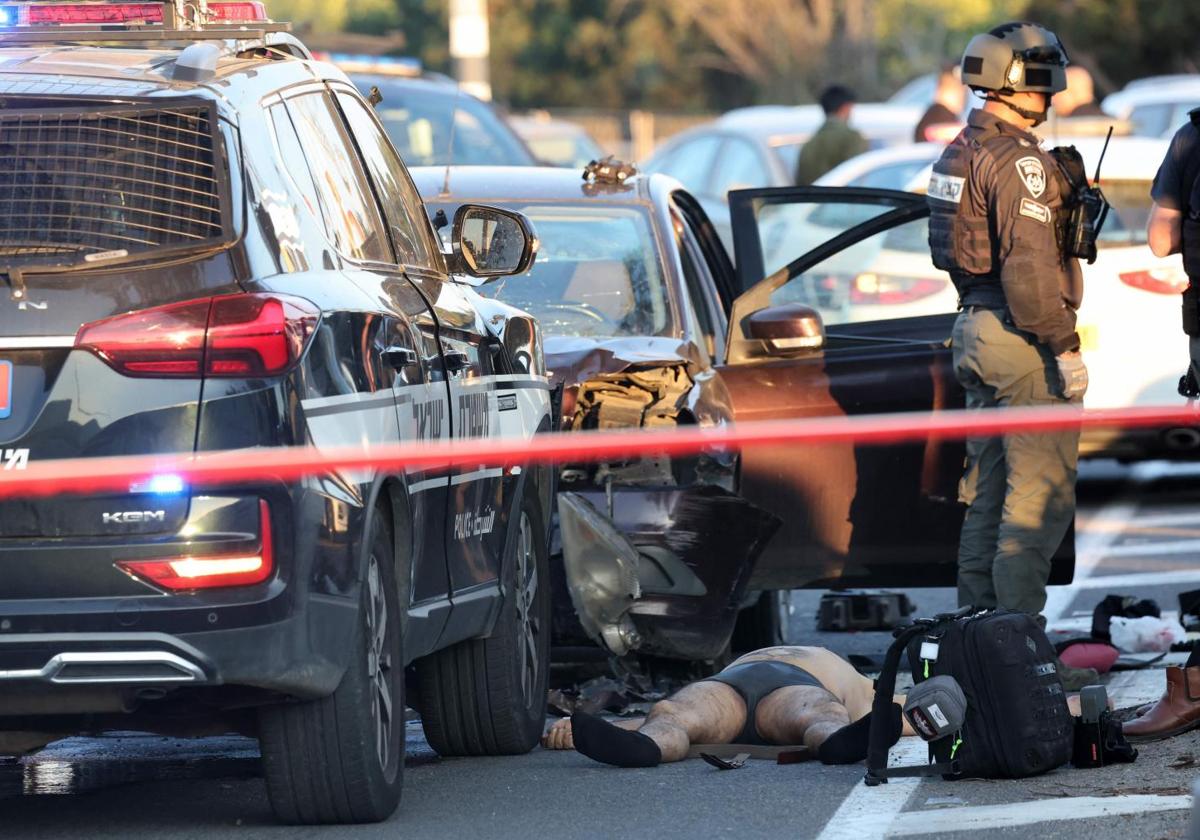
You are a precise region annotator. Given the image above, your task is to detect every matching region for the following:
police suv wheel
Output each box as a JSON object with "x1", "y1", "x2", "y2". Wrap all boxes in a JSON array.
[
  {"x1": 417, "y1": 493, "x2": 550, "y2": 756},
  {"x1": 258, "y1": 511, "x2": 404, "y2": 824}
]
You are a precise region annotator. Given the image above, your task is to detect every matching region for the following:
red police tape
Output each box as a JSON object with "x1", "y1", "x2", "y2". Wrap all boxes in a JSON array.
[{"x1": 0, "y1": 403, "x2": 1197, "y2": 499}]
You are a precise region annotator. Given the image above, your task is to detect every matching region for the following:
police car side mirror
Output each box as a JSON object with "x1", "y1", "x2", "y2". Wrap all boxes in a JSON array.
[
  {"x1": 449, "y1": 205, "x2": 538, "y2": 279},
  {"x1": 746, "y1": 304, "x2": 825, "y2": 357}
]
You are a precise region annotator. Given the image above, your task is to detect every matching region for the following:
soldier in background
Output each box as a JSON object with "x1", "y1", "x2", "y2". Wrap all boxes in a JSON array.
[{"x1": 794, "y1": 85, "x2": 868, "y2": 185}]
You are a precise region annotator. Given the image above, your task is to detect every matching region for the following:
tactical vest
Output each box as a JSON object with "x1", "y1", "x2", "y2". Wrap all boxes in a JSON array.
[{"x1": 927, "y1": 120, "x2": 1061, "y2": 308}]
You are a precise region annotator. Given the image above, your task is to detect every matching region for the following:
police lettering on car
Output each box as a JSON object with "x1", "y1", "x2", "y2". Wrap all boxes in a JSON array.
[{"x1": 926, "y1": 21, "x2": 1097, "y2": 690}]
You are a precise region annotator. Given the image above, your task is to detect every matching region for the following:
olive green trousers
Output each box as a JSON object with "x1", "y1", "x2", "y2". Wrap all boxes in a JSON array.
[{"x1": 951, "y1": 307, "x2": 1080, "y2": 616}]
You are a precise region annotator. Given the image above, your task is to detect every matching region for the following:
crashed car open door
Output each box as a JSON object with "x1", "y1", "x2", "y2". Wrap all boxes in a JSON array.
[{"x1": 712, "y1": 186, "x2": 1074, "y2": 590}]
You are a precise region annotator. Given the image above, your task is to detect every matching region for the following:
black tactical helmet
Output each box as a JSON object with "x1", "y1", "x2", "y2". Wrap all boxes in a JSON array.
[{"x1": 961, "y1": 21, "x2": 1069, "y2": 95}]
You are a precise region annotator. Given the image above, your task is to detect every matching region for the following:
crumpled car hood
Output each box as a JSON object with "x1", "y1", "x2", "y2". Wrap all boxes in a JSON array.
[{"x1": 544, "y1": 335, "x2": 693, "y2": 388}]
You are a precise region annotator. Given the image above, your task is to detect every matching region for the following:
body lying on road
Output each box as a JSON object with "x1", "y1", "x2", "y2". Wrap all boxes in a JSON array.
[{"x1": 543, "y1": 646, "x2": 914, "y2": 766}]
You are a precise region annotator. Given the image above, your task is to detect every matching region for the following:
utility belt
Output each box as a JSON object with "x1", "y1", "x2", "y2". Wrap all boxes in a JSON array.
[{"x1": 951, "y1": 272, "x2": 1007, "y2": 311}]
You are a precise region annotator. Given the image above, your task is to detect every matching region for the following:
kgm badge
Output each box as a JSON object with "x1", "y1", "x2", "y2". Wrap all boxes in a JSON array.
[{"x1": 0, "y1": 361, "x2": 11, "y2": 419}]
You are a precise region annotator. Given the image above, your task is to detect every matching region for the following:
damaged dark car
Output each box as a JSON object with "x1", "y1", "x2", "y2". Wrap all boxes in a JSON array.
[{"x1": 413, "y1": 166, "x2": 1075, "y2": 668}]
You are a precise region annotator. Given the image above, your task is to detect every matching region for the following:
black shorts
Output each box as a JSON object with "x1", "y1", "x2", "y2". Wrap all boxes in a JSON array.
[{"x1": 702, "y1": 660, "x2": 827, "y2": 745}]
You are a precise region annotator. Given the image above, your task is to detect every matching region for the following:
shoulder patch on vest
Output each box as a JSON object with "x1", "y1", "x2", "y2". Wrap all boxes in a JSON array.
[
  {"x1": 928, "y1": 172, "x2": 965, "y2": 204},
  {"x1": 1019, "y1": 197, "x2": 1051, "y2": 224},
  {"x1": 1015, "y1": 156, "x2": 1047, "y2": 198}
]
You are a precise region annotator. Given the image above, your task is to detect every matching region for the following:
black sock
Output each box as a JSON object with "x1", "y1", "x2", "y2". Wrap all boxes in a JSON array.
[
  {"x1": 571, "y1": 712, "x2": 662, "y2": 768},
  {"x1": 818, "y1": 703, "x2": 903, "y2": 765}
]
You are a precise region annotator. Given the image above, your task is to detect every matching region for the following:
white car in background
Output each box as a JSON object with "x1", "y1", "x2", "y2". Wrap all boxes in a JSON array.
[
  {"x1": 642, "y1": 103, "x2": 923, "y2": 248},
  {"x1": 1101, "y1": 76, "x2": 1200, "y2": 138},
  {"x1": 800, "y1": 136, "x2": 1193, "y2": 460}
]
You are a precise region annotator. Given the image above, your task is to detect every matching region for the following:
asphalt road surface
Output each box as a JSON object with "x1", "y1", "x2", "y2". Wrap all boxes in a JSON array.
[{"x1": 6, "y1": 460, "x2": 1200, "y2": 839}]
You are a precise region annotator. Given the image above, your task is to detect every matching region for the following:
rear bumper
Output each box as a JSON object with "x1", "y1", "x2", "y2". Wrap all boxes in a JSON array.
[
  {"x1": 0, "y1": 594, "x2": 358, "y2": 717},
  {"x1": 0, "y1": 485, "x2": 367, "y2": 719}
]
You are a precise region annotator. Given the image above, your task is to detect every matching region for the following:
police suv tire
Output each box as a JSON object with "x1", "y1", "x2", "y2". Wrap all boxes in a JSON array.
[
  {"x1": 258, "y1": 512, "x2": 403, "y2": 825},
  {"x1": 417, "y1": 494, "x2": 550, "y2": 756},
  {"x1": 731, "y1": 590, "x2": 791, "y2": 653}
]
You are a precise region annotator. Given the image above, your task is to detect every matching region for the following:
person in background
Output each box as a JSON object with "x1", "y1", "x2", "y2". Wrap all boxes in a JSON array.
[
  {"x1": 794, "y1": 84, "x2": 868, "y2": 185},
  {"x1": 1122, "y1": 109, "x2": 1200, "y2": 741},
  {"x1": 1053, "y1": 66, "x2": 1106, "y2": 118},
  {"x1": 914, "y1": 64, "x2": 967, "y2": 143}
]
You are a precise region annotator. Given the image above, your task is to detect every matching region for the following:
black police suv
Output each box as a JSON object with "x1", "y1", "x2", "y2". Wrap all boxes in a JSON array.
[{"x1": 0, "y1": 3, "x2": 553, "y2": 825}]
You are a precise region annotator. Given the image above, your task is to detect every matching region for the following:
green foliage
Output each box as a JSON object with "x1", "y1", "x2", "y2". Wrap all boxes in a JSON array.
[
  {"x1": 875, "y1": 0, "x2": 1025, "y2": 86},
  {"x1": 266, "y1": 0, "x2": 402, "y2": 39},
  {"x1": 1022, "y1": 0, "x2": 1200, "y2": 93},
  {"x1": 273, "y1": 0, "x2": 1200, "y2": 110},
  {"x1": 266, "y1": 0, "x2": 348, "y2": 32}
]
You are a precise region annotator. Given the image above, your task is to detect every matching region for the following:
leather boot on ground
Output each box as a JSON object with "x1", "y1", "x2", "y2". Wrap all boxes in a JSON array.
[
  {"x1": 1122, "y1": 666, "x2": 1200, "y2": 742},
  {"x1": 1056, "y1": 659, "x2": 1099, "y2": 692}
]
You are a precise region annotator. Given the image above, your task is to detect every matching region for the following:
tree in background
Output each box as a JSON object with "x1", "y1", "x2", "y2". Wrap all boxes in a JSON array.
[
  {"x1": 265, "y1": 0, "x2": 1200, "y2": 111},
  {"x1": 876, "y1": 0, "x2": 1022, "y2": 93},
  {"x1": 266, "y1": 0, "x2": 403, "y2": 42},
  {"x1": 1022, "y1": 0, "x2": 1200, "y2": 94}
]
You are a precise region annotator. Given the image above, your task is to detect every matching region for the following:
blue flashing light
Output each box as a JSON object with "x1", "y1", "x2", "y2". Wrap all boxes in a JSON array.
[
  {"x1": 0, "y1": 6, "x2": 14, "y2": 27},
  {"x1": 131, "y1": 473, "x2": 187, "y2": 496}
]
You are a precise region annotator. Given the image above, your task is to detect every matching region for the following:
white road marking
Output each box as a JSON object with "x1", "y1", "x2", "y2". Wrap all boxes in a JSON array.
[
  {"x1": 887, "y1": 794, "x2": 1190, "y2": 836},
  {"x1": 1106, "y1": 667, "x2": 1171, "y2": 708},
  {"x1": 814, "y1": 738, "x2": 928, "y2": 840},
  {"x1": 1093, "y1": 512, "x2": 1200, "y2": 530},
  {"x1": 1103, "y1": 538, "x2": 1200, "y2": 557},
  {"x1": 1044, "y1": 500, "x2": 1137, "y2": 624},
  {"x1": 1068, "y1": 568, "x2": 1200, "y2": 590}
]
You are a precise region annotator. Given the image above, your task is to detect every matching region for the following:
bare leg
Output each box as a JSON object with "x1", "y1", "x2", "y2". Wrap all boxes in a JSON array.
[
  {"x1": 754, "y1": 685, "x2": 850, "y2": 751},
  {"x1": 637, "y1": 681, "x2": 746, "y2": 762}
]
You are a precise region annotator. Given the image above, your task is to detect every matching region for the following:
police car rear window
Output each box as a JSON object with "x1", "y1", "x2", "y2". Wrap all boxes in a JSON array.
[{"x1": 0, "y1": 99, "x2": 232, "y2": 268}]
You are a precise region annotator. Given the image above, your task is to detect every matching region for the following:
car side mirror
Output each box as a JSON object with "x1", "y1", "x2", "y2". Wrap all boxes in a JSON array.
[
  {"x1": 746, "y1": 304, "x2": 825, "y2": 356},
  {"x1": 449, "y1": 204, "x2": 538, "y2": 279}
]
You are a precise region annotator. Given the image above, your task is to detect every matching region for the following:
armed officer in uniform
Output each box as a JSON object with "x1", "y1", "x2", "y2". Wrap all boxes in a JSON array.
[
  {"x1": 1145, "y1": 110, "x2": 1200, "y2": 396},
  {"x1": 1121, "y1": 107, "x2": 1200, "y2": 741},
  {"x1": 927, "y1": 22, "x2": 1095, "y2": 689}
]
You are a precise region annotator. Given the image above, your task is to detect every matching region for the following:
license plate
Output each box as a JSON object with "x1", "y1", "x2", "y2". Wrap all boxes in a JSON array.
[
  {"x1": 1078, "y1": 324, "x2": 1099, "y2": 352},
  {"x1": 0, "y1": 361, "x2": 10, "y2": 419}
]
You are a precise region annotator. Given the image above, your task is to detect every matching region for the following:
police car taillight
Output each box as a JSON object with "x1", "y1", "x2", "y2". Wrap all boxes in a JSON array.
[
  {"x1": 74, "y1": 293, "x2": 320, "y2": 379},
  {"x1": 0, "y1": 1, "x2": 268, "y2": 26}
]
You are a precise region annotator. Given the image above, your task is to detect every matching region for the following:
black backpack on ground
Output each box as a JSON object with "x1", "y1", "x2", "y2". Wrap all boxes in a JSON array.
[{"x1": 865, "y1": 608, "x2": 1074, "y2": 784}]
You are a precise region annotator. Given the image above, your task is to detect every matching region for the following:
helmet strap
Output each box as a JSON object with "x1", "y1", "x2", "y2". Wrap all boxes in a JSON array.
[{"x1": 986, "y1": 92, "x2": 1049, "y2": 127}]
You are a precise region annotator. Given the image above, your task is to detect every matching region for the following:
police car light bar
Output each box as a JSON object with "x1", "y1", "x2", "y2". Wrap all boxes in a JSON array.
[{"x1": 0, "y1": 1, "x2": 269, "y2": 27}]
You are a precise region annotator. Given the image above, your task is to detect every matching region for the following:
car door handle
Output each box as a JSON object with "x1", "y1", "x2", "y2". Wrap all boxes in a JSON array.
[
  {"x1": 383, "y1": 345, "x2": 418, "y2": 370},
  {"x1": 443, "y1": 349, "x2": 470, "y2": 373}
]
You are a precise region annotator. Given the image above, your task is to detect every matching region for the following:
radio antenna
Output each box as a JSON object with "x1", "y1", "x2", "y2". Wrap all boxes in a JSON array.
[
  {"x1": 439, "y1": 83, "x2": 465, "y2": 197},
  {"x1": 1093, "y1": 126, "x2": 1114, "y2": 185}
]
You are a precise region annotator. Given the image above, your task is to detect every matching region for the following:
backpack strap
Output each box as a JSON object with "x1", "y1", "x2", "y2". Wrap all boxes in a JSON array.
[
  {"x1": 864, "y1": 622, "x2": 929, "y2": 785},
  {"x1": 871, "y1": 760, "x2": 960, "y2": 779}
]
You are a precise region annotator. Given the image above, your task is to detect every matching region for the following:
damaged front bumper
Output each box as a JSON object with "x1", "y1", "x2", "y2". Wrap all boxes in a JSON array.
[{"x1": 557, "y1": 485, "x2": 779, "y2": 661}]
